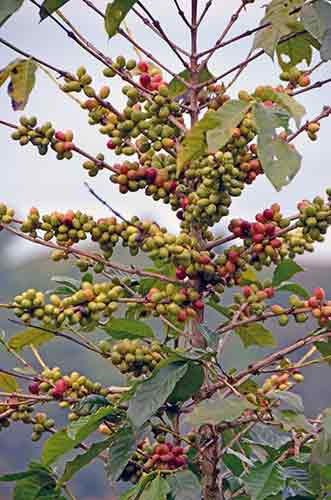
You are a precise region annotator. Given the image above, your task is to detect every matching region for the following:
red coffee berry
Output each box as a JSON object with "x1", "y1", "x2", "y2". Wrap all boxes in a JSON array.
[
  {"x1": 180, "y1": 197, "x2": 189, "y2": 209},
  {"x1": 107, "y1": 139, "x2": 116, "y2": 150},
  {"x1": 176, "y1": 267, "x2": 187, "y2": 280},
  {"x1": 177, "y1": 310, "x2": 188, "y2": 322},
  {"x1": 139, "y1": 73, "x2": 151, "y2": 88},
  {"x1": 197, "y1": 255, "x2": 211, "y2": 265},
  {"x1": 314, "y1": 287, "x2": 326, "y2": 301},
  {"x1": 243, "y1": 286, "x2": 252, "y2": 298},
  {"x1": 28, "y1": 382, "x2": 40, "y2": 395},
  {"x1": 145, "y1": 167, "x2": 157, "y2": 183},
  {"x1": 138, "y1": 61, "x2": 149, "y2": 73},
  {"x1": 172, "y1": 446, "x2": 184, "y2": 456},
  {"x1": 55, "y1": 131, "x2": 66, "y2": 141},
  {"x1": 263, "y1": 208, "x2": 274, "y2": 220},
  {"x1": 193, "y1": 299, "x2": 205, "y2": 311}
]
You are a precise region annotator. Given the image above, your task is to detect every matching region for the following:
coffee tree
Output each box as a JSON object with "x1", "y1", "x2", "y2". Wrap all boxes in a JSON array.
[{"x1": 1, "y1": 0, "x2": 331, "y2": 498}]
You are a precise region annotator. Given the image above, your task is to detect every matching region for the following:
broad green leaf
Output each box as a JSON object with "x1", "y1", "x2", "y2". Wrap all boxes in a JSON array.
[
  {"x1": 315, "y1": 341, "x2": 331, "y2": 364},
  {"x1": 140, "y1": 476, "x2": 170, "y2": 500},
  {"x1": 128, "y1": 362, "x2": 188, "y2": 428},
  {"x1": 240, "y1": 266, "x2": 258, "y2": 285},
  {"x1": 60, "y1": 438, "x2": 112, "y2": 484},
  {"x1": 0, "y1": 60, "x2": 20, "y2": 88},
  {"x1": 187, "y1": 395, "x2": 255, "y2": 426},
  {"x1": 168, "y1": 66, "x2": 213, "y2": 99},
  {"x1": 0, "y1": 0, "x2": 24, "y2": 27},
  {"x1": 72, "y1": 395, "x2": 111, "y2": 417},
  {"x1": 274, "y1": 92, "x2": 305, "y2": 127},
  {"x1": 273, "y1": 409, "x2": 314, "y2": 432},
  {"x1": 272, "y1": 391, "x2": 304, "y2": 413},
  {"x1": 11, "y1": 462, "x2": 61, "y2": 500},
  {"x1": 67, "y1": 405, "x2": 119, "y2": 440},
  {"x1": 8, "y1": 59, "x2": 37, "y2": 111},
  {"x1": 243, "y1": 461, "x2": 286, "y2": 500},
  {"x1": 236, "y1": 324, "x2": 277, "y2": 348},
  {"x1": 253, "y1": 0, "x2": 305, "y2": 58},
  {"x1": 177, "y1": 111, "x2": 221, "y2": 175},
  {"x1": 168, "y1": 362, "x2": 204, "y2": 403},
  {"x1": 207, "y1": 100, "x2": 252, "y2": 153},
  {"x1": 107, "y1": 425, "x2": 138, "y2": 482},
  {"x1": 102, "y1": 317, "x2": 155, "y2": 340},
  {"x1": 302, "y1": 0, "x2": 331, "y2": 43},
  {"x1": 168, "y1": 470, "x2": 202, "y2": 500},
  {"x1": 321, "y1": 27, "x2": 331, "y2": 61},
  {"x1": 43, "y1": 406, "x2": 116, "y2": 465},
  {"x1": 249, "y1": 423, "x2": 292, "y2": 450},
  {"x1": 277, "y1": 31, "x2": 314, "y2": 70},
  {"x1": 309, "y1": 463, "x2": 331, "y2": 496},
  {"x1": 277, "y1": 282, "x2": 309, "y2": 299},
  {"x1": 0, "y1": 372, "x2": 18, "y2": 392},
  {"x1": 272, "y1": 259, "x2": 304, "y2": 287},
  {"x1": 253, "y1": 103, "x2": 302, "y2": 191},
  {"x1": 8, "y1": 327, "x2": 54, "y2": 351},
  {"x1": 39, "y1": 0, "x2": 71, "y2": 20},
  {"x1": 105, "y1": 0, "x2": 137, "y2": 38},
  {"x1": 51, "y1": 275, "x2": 79, "y2": 291}
]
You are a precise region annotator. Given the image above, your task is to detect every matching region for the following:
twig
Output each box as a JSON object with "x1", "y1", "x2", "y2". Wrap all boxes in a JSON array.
[
  {"x1": 172, "y1": 0, "x2": 192, "y2": 29},
  {"x1": 287, "y1": 106, "x2": 331, "y2": 143}
]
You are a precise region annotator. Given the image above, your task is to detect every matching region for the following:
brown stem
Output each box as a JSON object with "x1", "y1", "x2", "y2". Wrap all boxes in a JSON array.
[
  {"x1": 292, "y1": 77, "x2": 331, "y2": 97},
  {"x1": 173, "y1": 0, "x2": 192, "y2": 29},
  {"x1": 287, "y1": 106, "x2": 331, "y2": 143}
]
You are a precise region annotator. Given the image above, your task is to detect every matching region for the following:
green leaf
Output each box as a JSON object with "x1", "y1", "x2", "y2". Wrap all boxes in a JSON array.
[
  {"x1": 312, "y1": 409, "x2": 331, "y2": 465},
  {"x1": 67, "y1": 405, "x2": 119, "y2": 440},
  {"x1": 72, "y1": 395, "x2": 111, "y2": 417},
  {"x1": 272, "y1": 259, "x2": 304, "y2": 287},
  {"x1": 102, "y1": 317, "x2": 155, "y2": 340},
  {"x1": 272, "y1": 391, "x2": 304, "y2": 413},
  {"x1": 8, "y1": 327, "x2": 54, "y2": 352},
  {"x1": 277, "y1": 282, "x2": 309, "y2": 299},
  {"x1": 321, "y1": 27, "x2": 331, "y2": 61},
  {"x1": 51, "y1": 275, "x2": 79, "y2": 291},
  {"x1": 140, "y1": 476, "x2": 170, "y2": 500},
  {"x1": 273, "y1": 409, "x2": 314, "y2": 432},
  {"x1": 128, "y1": 362, "x2": 188, "y2": 428},
  {"x1": 105, "y1": 0, "x2": 137, "y2": 38},
  {"x1": 8, "y1": 59, "x2": 37, "y2": 111},
  {"x1": 253, "y1": 0, "x2": 305, "y2": 58},
  {"x1": 0, "y1": 60, "x2": 20, "y2": 88},
  {"x1": 39, "y1": 0, "x2": 71, "y2": 20},
  {"x1": 277, "y1": 31, "x2": 314, "y2": 70},
  {"x1": 302, "y1": 0, "x2": 331, "y2": 43},
  {"x1": 315, "y1": 341, "x2": 331, "y2": 364},
  {"x1": 274, "y1": 92, "x2": 305, "y2": 128},
  {"x1": 168, "y1": 470, "x2": 202, "y2": 500},
  {"x1": 168, "y1": 66, "x2": 213, "y2": 99},
  {"x1": 60, "y1": 438, "x2": 112, "y2": 484},
  {"x1": 42, "y1": 406, "x2": 116, "y2": 465},
  {"x1": 187, "y1": 395, "x2": 255, "y2": 426},
  {"x1": 168, "y1": 362, "x2": 204, "y2": 403},
  {"x1": 10, "y1": 462, "x2": 61, "y2": 500},
  {"x1": 207, "y1": 100, "x2": 252, "y2": 153},
  {"x1": 240, "y1": 267, "x2": 258, "y2": 285},
  {"x1": 236, "y1": 324, "x2": 277, "y2": 348},
  {"x1": 0, "y1": 372, "x2": 18, "y2": 392},
  {"x1": 207, "y1": 300, "x2": 232, "y2": 319},
  {"x1": 0, "y1": 0, "x2": 24, "y2": 27},
  {"x1": 107, "y1": 425, "x2": 138, "y2": 482},
  {"x1": 243, "y1": 461, "x2": 286, "y2": 500},
  {"x1": 253, "y1": 103, "x2": 302, "y2": 191},
  {"x1": 249, "y1": 423, "x2": 291, "y2": 450}
]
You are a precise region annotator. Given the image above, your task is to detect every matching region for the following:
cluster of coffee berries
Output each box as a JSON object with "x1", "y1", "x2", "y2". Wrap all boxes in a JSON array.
[
  {"x1": 261, "y1": 369, "x2": 304, "y2": 395},
  {"x1": 82, "y1": 153, "x2": 106, "y2": 177},
  {"x1": 297, "y1": 196, "x2": 331, "y2": 242},
  {"x1": 99, "y1": 338, "x2": 163, "y2": 377},
  {"x1": 10, "y1": 116, "x2": 55, "y2": 156},
  {"x1": 61, "y1": 66, "x2": 93, "y2": 94},
  {"x1": 0, "y1": 203, "x2": 14, "y2": 226},
  {"x1": 120, "y1": 436, "x2": 189, "y2": 484},
  {"x1": 279, "y1": 68, "x2": 311, "y2": 88},
  {"x1": 53, "y1": 130, "x2": 75, "y2": 158},
  {"x1": 229, "y1": 283, "x2": 275, "y2": 318},
  {"x1": 304, "y1": 287, "x2": 331, "y2": 327},
  {"x1": 270, "y1": 293, "x2": 309, "y2": 327},
  {"x1": 31, "y1": 412, "x2": 55, "y2": 442},
  {"x1": 29, "y1": 367, "x2": 113, "y2": 406}
]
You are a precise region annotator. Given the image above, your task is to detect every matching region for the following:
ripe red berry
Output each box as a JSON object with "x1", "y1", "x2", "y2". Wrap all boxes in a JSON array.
[
  {"x1": 107, "y1": 139, "x2": 116, "y2": 150},
  {"x1": 193, "y1": 299, "x2": 205, "y2": 311},
  {"x1": 139, "y1": 73, "x2": 151, "y2": 88},
  {"x1": 54, "y1": 379, "x2": 68, "y2": 395},
  {"x1": 243, "y1": 286, "x2": 252, "y2": 298},
  {"x1": 180, "y1": 197, "x2": 189, "y2": 209},
  {"x1": 155, "y1": 444, "x2": 169, "y2": 456},
  {"x1": 172, "y1": 446, "x2": 184, "y2": 456},
  {"x1": 270, "y1": 238, "x2": 282, "y2": 249},
  {"x1": 263, "y1": 100, "x2": 273, "y2": 108},
  {"x1": 55, "y1": 131, "x2": 66, "y2": 141},
  {"x1": 197, "y1": 255, "x2": 211, "y2": 265},
  {"x1": 263, "y1": 208, "x2": 274, "y2": 220},
  {"x1": 175, "y1": 455, "x2": 187, "y2": 466},
  {"x1": 28, "y1": 382, "x2": 40, "y2": 395},
  {"x1": 176, "y1": 267, "x2": 187, "y2": 280},
  {"x1": 138, "y1": 61, "x2": 149, "y2": 73},
  {"x1": 177, "y1": 310, "x2": 188, "y2": 322},
  {"x1": 265, "y1": 224, "x2": 276, "y2": 236},
  {"x1": 314, "y1": 287, "x2": 326, "y2": 301},
  {"x1": 252, "y1": 222, "x2": 265, "y2": 234}
]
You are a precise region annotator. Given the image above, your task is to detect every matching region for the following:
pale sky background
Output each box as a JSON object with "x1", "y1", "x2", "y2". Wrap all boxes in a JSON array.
[{"x1": 1, "y1": 0, "x2": 331, "y2": 265}]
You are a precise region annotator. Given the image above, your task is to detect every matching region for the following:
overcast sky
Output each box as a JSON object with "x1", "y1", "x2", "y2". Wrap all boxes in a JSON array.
[{"x1": 1, "y1": 0, "x2": 331, "y2": 265}]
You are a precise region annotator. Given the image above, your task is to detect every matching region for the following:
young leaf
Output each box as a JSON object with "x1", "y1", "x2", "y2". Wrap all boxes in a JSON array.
[
  {"x1": 106, "y1": 425, "x2": 138, "y2": 482},
  {"x1": 253, "y1": 103, "x2": 302, "y2": 191},
  {"x1": 128, "y1": 362, "x2": 188, "y2": 428},
  {"x1": 0, "y1": 372, "x2": 18, "y2": 392},
  {"x1": 60, "y1": 438, "x2": 112, "y2": 484},
  {"x1": 102, "y1": 318, "x2": 155, "y2": 340},
  {"x1": 105, "y1": 0, "x2": 137, "y2": 38},
  {"x1": 0, "y1": 0, "x2": 24, "y2": 28},
  {"x1": 167, "y1": 470, "x2": 202, "y2": 500},
  {"x1": 8, "y1": 327, "x2": 54, "y2": 352},
  {"x1": 39, "y1": 0, "x2": 71, "y2": 20},
  {"x1": 253, "y1": 0, "x2": 305, "y2": 58},
  {"x1": 8, "y1": 59, "x2": 37, "y2": 111},
  {"x1": 315, "y1": 341, "x2": 331, "y2": 364},
  {"x1": 140, "y1": 475, "x2": 170, "y2": 500},
  {"x1": 276, "y1": 282, "x2": 309, "y2": 299},
  {"x1": 187, "y1": 395, "x2": 255, "y2": 426},
  {"x1": 272, "y1": 259, "x2": 304, "y2": 287},
  {"x1": 236, "y1": 324, "x2": 277, "y2": 348},
  {"x1": 168, "y1": 66, "x2": 213, "y2": 99},
  {"x1": 206, "y1": 100, "x2": 252, "y2": 153},
  {"x1": 243, "y1": 461, "x2": 286, "y2": 500}
]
